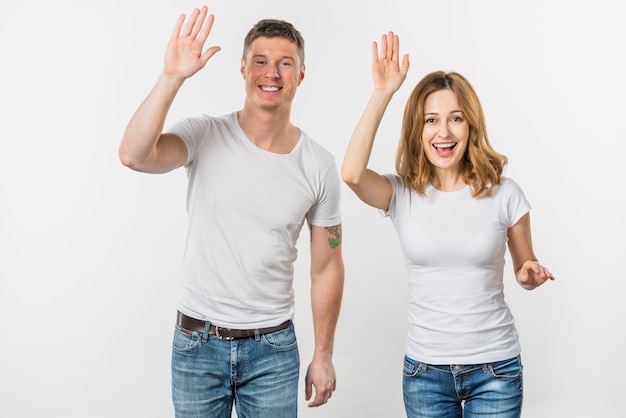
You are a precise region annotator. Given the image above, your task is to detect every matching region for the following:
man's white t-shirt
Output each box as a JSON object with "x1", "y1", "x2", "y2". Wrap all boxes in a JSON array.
[
  {"x1": 384, "y1": 175, "x2": 531, "y2": 364},
  {"x1": 165, "y1": 112, "x2": 341, "y2": 329}
]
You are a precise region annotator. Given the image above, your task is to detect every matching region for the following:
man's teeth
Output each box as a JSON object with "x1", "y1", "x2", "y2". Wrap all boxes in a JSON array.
[{"x1": 262, "y1": 86, "x2": 280, "y2": 92}]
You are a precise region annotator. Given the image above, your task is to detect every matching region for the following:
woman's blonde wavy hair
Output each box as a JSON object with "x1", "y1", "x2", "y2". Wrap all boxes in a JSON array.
[{"x1": 396, "y1": 71, "x2": 507, "y2": 197}]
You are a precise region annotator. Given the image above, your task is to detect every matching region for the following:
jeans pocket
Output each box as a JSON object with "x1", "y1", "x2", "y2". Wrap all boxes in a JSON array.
[
  {"x1": 488, "y1": 356, "x2": 523, "y2": 380},
  {"x1": 402, "y1": 356, "x2": 423, "y2": 378},
  {"x1": 261, "y1": 324, "x2": 297, "y2": 351},
  {"x1": 172, "y1": 326, "x2": 201, "y2": 353}
]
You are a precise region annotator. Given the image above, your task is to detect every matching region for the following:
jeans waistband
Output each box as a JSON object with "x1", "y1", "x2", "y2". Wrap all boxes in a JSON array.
[{"x1": 176, "y1": 311, "x2": 291, "y2": 341}]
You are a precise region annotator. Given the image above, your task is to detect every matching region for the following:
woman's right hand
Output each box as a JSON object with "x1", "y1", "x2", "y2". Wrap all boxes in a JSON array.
[{"x1": 371, "y1": 32, "x2": 410, "y2": 95}]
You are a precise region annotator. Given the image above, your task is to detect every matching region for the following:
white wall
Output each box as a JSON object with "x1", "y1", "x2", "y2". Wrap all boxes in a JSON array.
[{"x1": 1, "y1": 0, "x2": 624, "y2": 417}]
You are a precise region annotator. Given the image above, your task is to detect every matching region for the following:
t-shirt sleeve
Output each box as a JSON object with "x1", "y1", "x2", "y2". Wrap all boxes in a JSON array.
[
  {"x1": 380, "y1": 173, "x2": 401, "y2": 218},
  {"x1": 163, "y1": 116, "x2": 210, "y2": 167},
  {"x1": 307, "y1": 160, "x2": 342, "y2": 227},
  {"x1": 505, "y1": 178, "x2": 532, "y2": 227}
]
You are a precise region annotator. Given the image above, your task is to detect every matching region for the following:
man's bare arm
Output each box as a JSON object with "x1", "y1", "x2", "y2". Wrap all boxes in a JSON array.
[
  {"x1": 119, "y1": 6, "x2": 220, "y2": 174},
  {"x1": 305, "y1": 223, "x2": 344, "y2": 407}
]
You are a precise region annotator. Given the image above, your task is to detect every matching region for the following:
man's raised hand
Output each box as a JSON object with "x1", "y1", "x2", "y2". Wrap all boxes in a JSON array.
[{"x1": 164, "y1": 6, "x2": 221, "y2": 81}]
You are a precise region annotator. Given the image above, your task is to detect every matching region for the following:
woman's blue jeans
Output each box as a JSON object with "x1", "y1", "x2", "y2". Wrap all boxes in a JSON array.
[
  {"x1": 402, "y1": 355, "x2": 523, "y2": 418},
  {"x1": 171, "y1": 321, "x2": 300, "y2": 418}
]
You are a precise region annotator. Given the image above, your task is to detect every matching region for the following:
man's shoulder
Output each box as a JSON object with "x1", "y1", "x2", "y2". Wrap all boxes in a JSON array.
[
  {"x1": 298, "y1": 130, "x2": 334, "y2": 159},
  {"x1": 176, "y1": 111, "x2": 235, "y2": 124}
]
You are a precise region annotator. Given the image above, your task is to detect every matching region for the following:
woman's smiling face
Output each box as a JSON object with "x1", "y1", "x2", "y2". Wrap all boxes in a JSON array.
[{"x1": 421, "y1": 89, "x2": 470, "y2": 172}]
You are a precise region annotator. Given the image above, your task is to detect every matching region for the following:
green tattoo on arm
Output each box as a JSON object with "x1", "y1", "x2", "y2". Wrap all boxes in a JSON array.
[{"x1": 326, "y1": 225, "x2": 342, "y2": 249}]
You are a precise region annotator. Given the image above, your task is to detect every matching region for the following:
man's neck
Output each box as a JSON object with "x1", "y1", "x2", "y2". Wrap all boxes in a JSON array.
[{"x1": 237, "y1": 106, "x2": 300, "y2": 154}]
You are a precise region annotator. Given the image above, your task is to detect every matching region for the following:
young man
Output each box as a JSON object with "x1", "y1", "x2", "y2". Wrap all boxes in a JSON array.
[{"x1": 119, "y1": 6, "x2": 344, "y2": 417}]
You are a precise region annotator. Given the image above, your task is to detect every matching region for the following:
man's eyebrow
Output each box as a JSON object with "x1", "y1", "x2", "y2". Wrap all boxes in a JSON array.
[{"x1": 251, "y1": 54, "x2": 295, "y2": 61}]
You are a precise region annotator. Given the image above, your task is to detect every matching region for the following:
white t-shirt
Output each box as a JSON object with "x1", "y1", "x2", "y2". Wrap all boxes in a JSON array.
[
  {"x1": 165, "y1": 112, "x2": 342, "y2": 329},
  {"x1": 384, "y1": 175, "x2": 531, "y2": 364}
]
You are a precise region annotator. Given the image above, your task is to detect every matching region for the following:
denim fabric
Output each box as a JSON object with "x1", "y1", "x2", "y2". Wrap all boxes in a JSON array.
[
  {"x1": 171, "y1": 321, "x2": 300, "y2": 418},
  {"x1": 402, "y1": 355, "x2": 523, "y2": 418}
]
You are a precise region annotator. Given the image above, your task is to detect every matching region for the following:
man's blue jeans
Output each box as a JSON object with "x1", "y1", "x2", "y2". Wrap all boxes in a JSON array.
[
  {"x1": 402, "y1": 355, "x2": 523, "y2": 418},
  {"x1": 171, "y1": 321, "x2": 300, "y2": 418}
]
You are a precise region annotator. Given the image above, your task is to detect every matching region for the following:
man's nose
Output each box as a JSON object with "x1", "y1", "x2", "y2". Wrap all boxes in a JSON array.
[{"x1": 265, "y1": 65, "x2": 280, "y2": 79}]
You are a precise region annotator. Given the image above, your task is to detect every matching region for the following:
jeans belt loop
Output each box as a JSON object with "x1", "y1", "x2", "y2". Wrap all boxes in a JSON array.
[{"x1": 202, "y1": 320, "x2": 211, "y2": 342}]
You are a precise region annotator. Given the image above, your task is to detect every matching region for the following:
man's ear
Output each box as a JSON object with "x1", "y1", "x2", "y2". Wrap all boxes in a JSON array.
[
  {"x1": 298, "y1": 65, "x2": 306, "y2": 85},
  {"x1": 240, "y1": 59, "x2": 246, "y2": 79}
]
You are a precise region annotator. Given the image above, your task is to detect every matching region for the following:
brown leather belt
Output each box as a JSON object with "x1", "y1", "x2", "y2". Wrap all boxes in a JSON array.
[{"x1": 176, "y1": 311, "x2": 291, "y2": 341}]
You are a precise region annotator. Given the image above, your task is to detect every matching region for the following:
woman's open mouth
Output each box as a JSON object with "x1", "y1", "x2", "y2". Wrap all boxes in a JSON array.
[{"x1": 433, "y1": 142, "x2": 456, "y2": 156}]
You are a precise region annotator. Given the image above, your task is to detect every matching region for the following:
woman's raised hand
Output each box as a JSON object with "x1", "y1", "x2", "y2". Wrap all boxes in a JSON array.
[{"x1": 371, "y1": 32, "x2": 410, "y2": 95}]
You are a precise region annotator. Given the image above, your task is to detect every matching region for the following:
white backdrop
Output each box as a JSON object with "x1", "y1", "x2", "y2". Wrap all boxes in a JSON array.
[{"x1": 1, "y1": 1, "x2": 624, "y2": 417}]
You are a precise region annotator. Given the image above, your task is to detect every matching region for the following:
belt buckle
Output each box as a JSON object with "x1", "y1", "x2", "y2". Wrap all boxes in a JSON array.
[{"x1": 215, "y1": 326, "x2": 234, "y2": 341}]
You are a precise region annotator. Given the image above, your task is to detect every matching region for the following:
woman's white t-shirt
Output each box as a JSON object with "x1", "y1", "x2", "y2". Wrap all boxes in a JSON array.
[{"x1": 384, "y1": 175, "x2": 531, "y2": 364}]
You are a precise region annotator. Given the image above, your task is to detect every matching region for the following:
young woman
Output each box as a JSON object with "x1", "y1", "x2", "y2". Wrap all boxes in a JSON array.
[{"x1": 341, "y1": 32, "x2": 554, "y2": 418}]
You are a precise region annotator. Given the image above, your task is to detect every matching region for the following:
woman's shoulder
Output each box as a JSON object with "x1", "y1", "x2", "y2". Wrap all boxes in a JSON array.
[
  {"x1": 494, "y1": 177, "x2": 529, "y2": 203},
  {"x1": 500, "y1": 176, "x2": 524, "y2": 191}
]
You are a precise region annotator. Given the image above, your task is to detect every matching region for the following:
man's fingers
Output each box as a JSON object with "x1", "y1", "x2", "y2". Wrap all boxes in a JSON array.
[
  {"x1": 197, "y1": 12, "x2": 215, "y2": 44},
  {"x1": 307, "y1": 381, "x2": 334, "y2": 407},
  {"x1": 172, "y1": 14, "x2": 186, "y2": 40},
  {"x1": 189, "y1": 6, "x2": 208, "y2": 38}
]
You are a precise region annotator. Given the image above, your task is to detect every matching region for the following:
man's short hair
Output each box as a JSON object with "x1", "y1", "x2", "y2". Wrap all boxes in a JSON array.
[{"x1": 243, "y1": 19, "x2": 305, "y2": 63}]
